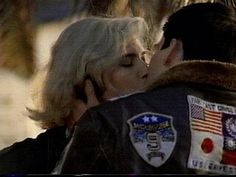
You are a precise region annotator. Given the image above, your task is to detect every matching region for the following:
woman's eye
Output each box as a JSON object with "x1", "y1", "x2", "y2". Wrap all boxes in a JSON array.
[
  {"x1": 120, "y1": 60, "x2": 133, "y2": 67},
  {"x1": 120, "y1": 54, "x2": 135, "y2": 67}
]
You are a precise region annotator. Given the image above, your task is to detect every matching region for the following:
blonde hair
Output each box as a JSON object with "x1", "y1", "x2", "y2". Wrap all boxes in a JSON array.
[{"x1": 29, "y1": 16, "x2": 150, "y2": 129}]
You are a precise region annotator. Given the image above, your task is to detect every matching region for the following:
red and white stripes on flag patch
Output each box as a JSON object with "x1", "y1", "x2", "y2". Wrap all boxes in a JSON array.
[{"x1": 190, "y1": 104, "x2": 222, "y2": 136}]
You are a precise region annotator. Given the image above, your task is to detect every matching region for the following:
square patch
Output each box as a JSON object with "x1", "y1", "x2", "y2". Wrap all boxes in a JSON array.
[{"x1": 187, "y1": 95, "x2": 236, "y2": 174}]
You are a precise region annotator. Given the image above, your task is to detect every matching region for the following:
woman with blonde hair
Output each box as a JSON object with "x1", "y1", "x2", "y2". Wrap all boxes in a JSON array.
[
  {"x1": 0, "y1": 16, "x2": 152, "y2": 174},
  {"x1": 31, "y1": 16, "x2": 151, "y2": 130}
]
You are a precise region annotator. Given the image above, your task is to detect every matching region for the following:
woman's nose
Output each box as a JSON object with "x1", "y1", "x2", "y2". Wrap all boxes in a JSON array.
[{"x1": 139, "y1": 62, "x2": 149, "y2": 79}]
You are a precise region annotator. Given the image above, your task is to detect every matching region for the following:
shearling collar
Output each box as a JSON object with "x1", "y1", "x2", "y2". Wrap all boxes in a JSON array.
[{"x1": 147, "y1": 60, "x2": 236, "y2": 91}]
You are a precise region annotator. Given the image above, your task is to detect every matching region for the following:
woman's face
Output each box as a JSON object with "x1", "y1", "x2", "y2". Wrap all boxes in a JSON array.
[{"x1": 102, "y1": 39, "x2": 150, "y2": 100}]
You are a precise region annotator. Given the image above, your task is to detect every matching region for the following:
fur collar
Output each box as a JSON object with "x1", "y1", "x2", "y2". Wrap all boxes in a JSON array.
[{"x1": 148, "y1": 60, "x2": 236, "y2": 91}]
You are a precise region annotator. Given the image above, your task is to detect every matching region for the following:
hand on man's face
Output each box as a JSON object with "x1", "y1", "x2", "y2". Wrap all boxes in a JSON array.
[{"x1": 71, "y1": 80, "x2": 100, "y2": 128}]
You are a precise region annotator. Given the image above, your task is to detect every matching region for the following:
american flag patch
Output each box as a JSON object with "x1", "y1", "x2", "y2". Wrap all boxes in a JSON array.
[{"x1": 190, "y1": 104, "x2": 222, "y2": 135}]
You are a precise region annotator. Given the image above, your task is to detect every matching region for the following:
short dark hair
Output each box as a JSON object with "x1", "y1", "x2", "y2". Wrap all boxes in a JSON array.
[{"x1": 162, "y1": 3, "x2": 236, "y2": 63}]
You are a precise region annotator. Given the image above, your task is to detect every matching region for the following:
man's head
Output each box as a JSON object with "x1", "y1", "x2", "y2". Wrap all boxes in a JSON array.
[
  {"x1": 148, "y1": 3, "x2": 236, "y2": 84},
  {"x1": 162, "y1": 2, "x2": 236, "y2": 62}
]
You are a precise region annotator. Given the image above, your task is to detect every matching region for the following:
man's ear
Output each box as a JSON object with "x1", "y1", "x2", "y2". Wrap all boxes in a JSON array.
[{"x1": 164, "y1": 39, "x2": 183, "y2": 67}]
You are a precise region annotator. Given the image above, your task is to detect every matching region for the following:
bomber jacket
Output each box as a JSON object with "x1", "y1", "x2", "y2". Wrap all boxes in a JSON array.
[{"x1": 58, "y1": 60, "x2": 236, "y2": 174}]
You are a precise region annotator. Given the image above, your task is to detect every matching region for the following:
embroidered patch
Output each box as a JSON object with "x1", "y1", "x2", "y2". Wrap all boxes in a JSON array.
[
  {"x1": 127, "y1": 112, "x2": 177, "y2": 167},
  {"x1": 187, "y1": 95, "x2": 236, "y2": 174}
]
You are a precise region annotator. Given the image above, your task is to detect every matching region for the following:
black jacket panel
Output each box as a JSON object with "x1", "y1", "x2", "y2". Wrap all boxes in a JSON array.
[
  {"x1": 59, "y1": 61, "x2": 236, "y2": 174},
  {"x1": 0, "y1": 126, "x2": 68, "y2": 174}
]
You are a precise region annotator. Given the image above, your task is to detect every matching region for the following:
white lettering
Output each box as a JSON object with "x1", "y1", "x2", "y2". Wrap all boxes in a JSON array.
[{"x1": 217, "y1": 105, "x2": 235, "y2": 114}]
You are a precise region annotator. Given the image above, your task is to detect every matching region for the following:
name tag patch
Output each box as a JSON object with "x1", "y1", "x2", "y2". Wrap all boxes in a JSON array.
[{"x1": 127, "y1": 112, "x2": 177, "y2": 167}]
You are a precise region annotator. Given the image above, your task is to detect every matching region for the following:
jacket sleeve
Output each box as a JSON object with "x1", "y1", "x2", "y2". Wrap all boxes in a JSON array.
[
  {"x1": 56, "y1": 110, "x2": 112, "y2": 174},
  {"x1": 0, "y1": 126, "x2": 67, "y2": 174}
]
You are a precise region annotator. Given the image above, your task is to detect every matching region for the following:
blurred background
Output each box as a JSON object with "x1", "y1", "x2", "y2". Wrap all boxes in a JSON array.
[{"x1": 0, "y1": 0, "x2": 233, "y2": 150}]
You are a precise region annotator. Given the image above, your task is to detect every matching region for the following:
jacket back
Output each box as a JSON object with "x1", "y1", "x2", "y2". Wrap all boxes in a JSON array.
[{"x1": 59, "y1": 61, "x2": 236, "y2": 174}]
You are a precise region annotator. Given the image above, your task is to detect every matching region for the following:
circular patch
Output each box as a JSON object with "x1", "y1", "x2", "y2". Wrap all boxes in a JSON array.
[
  {"x1": 226, "y1": 117, "x2": 236, "y2": 138},
  {"x1": 201, "y1": 138, "x2": 214, "y2": 153}
]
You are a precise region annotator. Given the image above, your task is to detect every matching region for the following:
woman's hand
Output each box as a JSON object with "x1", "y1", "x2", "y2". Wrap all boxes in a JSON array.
[{"x1": 71, "y1": 80, "x2": 100, "y2": 128}]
